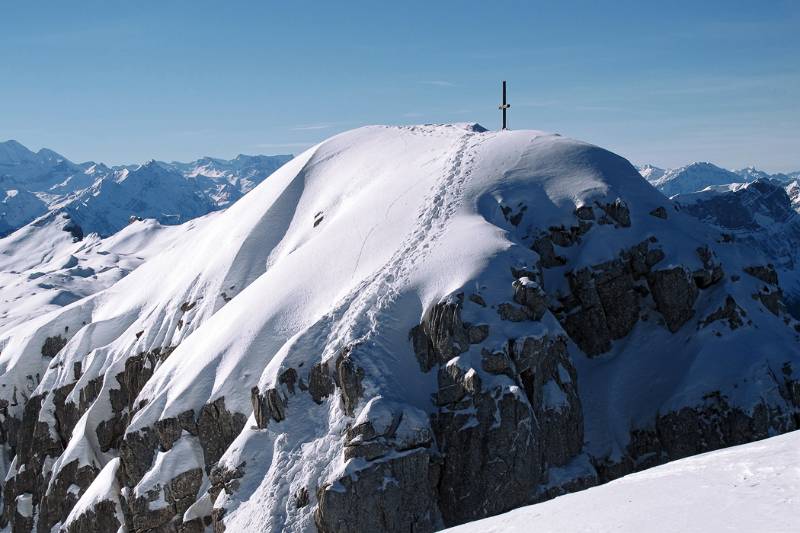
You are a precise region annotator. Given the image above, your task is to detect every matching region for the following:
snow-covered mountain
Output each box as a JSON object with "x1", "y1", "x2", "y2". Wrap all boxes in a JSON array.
[
  {"x1": 639, "y1": 161, "x2": 800, "y2": 199},
  {"x1": 636, "y1": 163, "x2": 665, "y2": 182},
  {"x1": 50, "y1": 162, "x2": 216, "y2": 237},
  {"x1": 446, "y1": 429, "x2": 800, "y2": 533},
  {"x1": 646, "y1": 162, "x2": 745, "y2": 197},
  {"x1": 0, "y1": 141, "x2": 83, "y2": 189},
  {"x1": 0, "y1": 140, "x2": 292, "y2": 237},
  {"x1": 734, "y1": 166, "x2": 797, "y2": 184},
  {"x1": 0, "y1": 124, "x2": 797, "y2": 533},
  {"x1": 787, "y1": 179, "x2": 800, "y2": 209},
  {"x1": 171, "y1": 154, "x2": 290, "y2": 207},
  {"x1": 0, "y1": 189, "x2": 48, "y2": 236}
]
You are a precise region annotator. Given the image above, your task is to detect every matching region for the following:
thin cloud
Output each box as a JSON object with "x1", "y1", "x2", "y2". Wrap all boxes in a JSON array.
[
  {"x1": 291, "y1": 123, "x2": 335, "y2": 131},
  {"x1": 419, "y1": 80, "x2": 456, "y2": 87},
  {"x1": 254, "y1": 142, "x2": 316, "y2": 150}
]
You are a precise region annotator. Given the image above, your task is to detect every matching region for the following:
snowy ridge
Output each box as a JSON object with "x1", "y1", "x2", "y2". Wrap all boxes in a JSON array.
[{"x1": 0, "y1": 125, "x2": 798, "y2": 533}]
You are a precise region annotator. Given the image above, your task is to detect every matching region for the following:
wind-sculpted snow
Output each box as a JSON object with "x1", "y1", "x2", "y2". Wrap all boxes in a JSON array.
[
  {"x1": 0, "y1": 211, "x2": 201, "y2": 332},
  {"x1": 0, "y1": 125, "x2": 798, "y2": 532}
]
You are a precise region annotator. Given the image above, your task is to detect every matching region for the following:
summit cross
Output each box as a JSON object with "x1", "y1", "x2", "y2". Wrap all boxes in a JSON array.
[{"x1": 499, "y1": 80, "x2": 510, "y2": 130}]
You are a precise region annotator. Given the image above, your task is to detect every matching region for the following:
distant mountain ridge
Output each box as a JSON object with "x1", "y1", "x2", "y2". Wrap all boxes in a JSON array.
[
  {"x1": 637, "y1": 161, "x2": 799, "y2": 197},
  {"x1": 0, "y1": 139, "x2": 292, "y2": 236}
]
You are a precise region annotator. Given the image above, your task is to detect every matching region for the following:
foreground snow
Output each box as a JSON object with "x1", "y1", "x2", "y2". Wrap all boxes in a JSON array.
[{"x1": 447, "y1": 430, "x2": 800, "y2": 533}]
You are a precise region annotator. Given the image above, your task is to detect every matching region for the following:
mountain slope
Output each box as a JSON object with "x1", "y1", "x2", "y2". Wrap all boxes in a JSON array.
[
  {"x1": 446, "y1": 429, "x2": 800, "y2": 533},
  {"x1": 0, "y1": 125, "x2": 798, "y2": 533},
  {"x1": 0, "y1": 189, "x2": 48, "y2": 236},
  {"x1": 0, "y1": 211, "x2": 207, "y2": 332}
]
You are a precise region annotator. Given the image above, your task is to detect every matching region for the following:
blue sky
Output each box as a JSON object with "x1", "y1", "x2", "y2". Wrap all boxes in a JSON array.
[{"x1": 1, "y1": 1, "x2": 798, "y2": 171}]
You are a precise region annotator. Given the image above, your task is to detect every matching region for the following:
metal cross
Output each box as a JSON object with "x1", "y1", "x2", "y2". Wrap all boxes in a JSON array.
[{"x1": 499, "y1": 80, "x2": 510, "y2": 130}]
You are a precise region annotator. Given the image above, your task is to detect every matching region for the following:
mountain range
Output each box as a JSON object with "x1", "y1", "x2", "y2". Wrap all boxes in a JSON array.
[
  {"x1": 637, "y1": 161, "x2": 800, "y2": 198},
  {"x1": 0, "y1": 124, "x2": 797, "y2": 532},
  {"x1": 0, "y1": 140, "x2": 292, "y2": 237}
]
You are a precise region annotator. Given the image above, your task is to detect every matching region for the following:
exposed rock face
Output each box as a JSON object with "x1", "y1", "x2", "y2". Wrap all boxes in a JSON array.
[
  {"x1": 334, "y1": 349, "x2": 365, "y2": 417},
  {"x1": 98, "y1": 347, "x2": 176, "y2": 452},
  {"x1": 116, "y1": 398, "x2": 246, "y2": 532},
  {"x1": 741, "y1": 264, "x2": 786, "y2": 316},
  {"x1": 409, "y1": 295, "x2": 470, "y2": 372},
  {"x1": 1, "y1": 392, "x2": 65, "y2": 530},
  {"x1": 700, "y1": 295, "x2": 746, "y2": 330},
  {"x1": 649, "y1": 206, "x2": 668, "y2": 219},
  {"x1": 308, "y1": 362, "x2": 336, "y2": 403},
  {"x1": 38, "y1": 460, "x2": 99, "y2": 532},
  {"x1": 511, "y1": 277, "x2": 547, "y2": 320},
  {"x1": 744, "y1": 264, "x2": 779, "y2": 286},
  {"x1": 509, "y1": 336, "x2": 582, "y2": 467},
  {"x1": 594, "y1": 390, "x2": 799, "y2": 481},
  {"x1": 647, "y1": 267, "x2": 698, "y2": 332},
  {"x1": 317, "y1": 396, "x2": 440, "y2": 532},
  {"x1": 315, "y1": 449, "x2": 441, "y2": 533},
  {"x1": 317, "y1": 273, "x2": 587, "y2": 532},
  {"x1": 553, "y1": 240, "x2": 664, "y2": 355},
  {"x1": 692, "y1": 246, "x2": 725, "y2": 289},
  {"x1": 433, "y1": 387, "x2": 538, "y2": 525},
  {"x1": 532, "y1": 235, "x2": 566, "y2": 268},
  {"x1": 127, "y1": 468, "x2": 204, "y2": 533},
  {"x1": 40, "y1": 334, "x2": 67, "y2": 357},
  {"x1": 65, "y1": 500, "x2": 120, "y2": 533},
  {"x1": 416, "y1": 296, "x2": 583, "y2": 527},
  {"x1": 197, "y1": 398, "x2": 247, "y2": 473},
  {"x1": 598, "y1": 198, "x2": 631, "y2": 227},
  {"x1": 252, "y1": 387, "x2": 283, "y2": 428}
]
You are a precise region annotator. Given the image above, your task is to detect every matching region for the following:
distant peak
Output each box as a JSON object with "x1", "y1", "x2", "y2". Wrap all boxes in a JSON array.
[{"x1": 0, "y1": 139, "x2": 26, "y2": 148}]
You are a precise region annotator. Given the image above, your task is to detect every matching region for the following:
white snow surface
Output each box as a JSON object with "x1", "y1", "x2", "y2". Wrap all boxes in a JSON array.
[
  {"x1": 0, "y1": 211, "x2": 200, "y2": 332},
  {"x1": 446, "y1": 430, "x2": 800, "y2": 533},
  {"x1": 2, "y1": 124, "x2": 798, "y2": 531}
]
